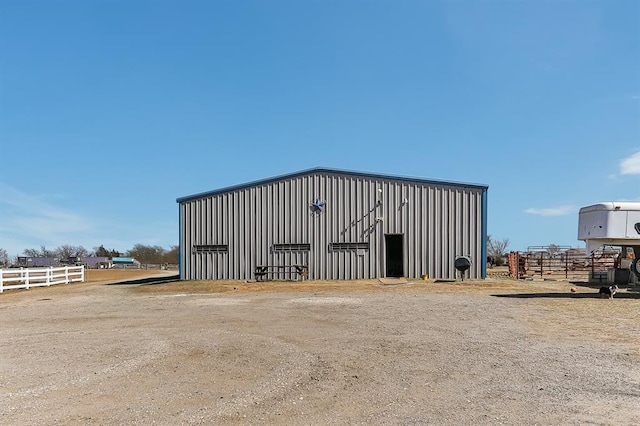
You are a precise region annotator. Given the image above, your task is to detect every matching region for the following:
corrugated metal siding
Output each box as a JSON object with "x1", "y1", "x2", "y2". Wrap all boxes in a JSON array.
[{"x1": 179, "y1": 171, "x2": 486, "y2": 281}]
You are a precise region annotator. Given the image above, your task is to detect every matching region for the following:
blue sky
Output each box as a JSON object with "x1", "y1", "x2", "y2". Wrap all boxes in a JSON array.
[{"x1": 1, "y1": 0, "x2": 638, "y2": 258}]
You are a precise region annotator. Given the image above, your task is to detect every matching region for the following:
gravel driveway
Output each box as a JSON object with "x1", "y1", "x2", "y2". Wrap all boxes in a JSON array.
[{"x1": 1, "y1": 273, "x2": 639, "y2": 425}]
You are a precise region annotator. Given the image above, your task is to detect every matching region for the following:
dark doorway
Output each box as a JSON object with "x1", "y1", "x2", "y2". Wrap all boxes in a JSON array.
[{"x1": 385, "y1": 234, "x2": 404, "y2": 277}]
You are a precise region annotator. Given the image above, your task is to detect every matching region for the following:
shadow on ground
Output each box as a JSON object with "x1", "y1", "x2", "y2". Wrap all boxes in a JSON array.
[
  {"x1": 106, "y1": 274, "x2": 180, "y2": 286},
  {"x1": 492, "y1": 280, "x2": 640, "y2": 299},
  {"x1": 492, "y1": 292, "x2": 639, "y2": 299}
]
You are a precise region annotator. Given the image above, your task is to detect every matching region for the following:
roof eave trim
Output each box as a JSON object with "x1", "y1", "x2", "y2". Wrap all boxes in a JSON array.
[{"x1": 176, "y1": 167, "x2": 489, "y2": 203}]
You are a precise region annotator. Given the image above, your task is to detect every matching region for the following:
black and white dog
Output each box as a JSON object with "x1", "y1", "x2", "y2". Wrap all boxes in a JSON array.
[{"x1": 598, "y1": 285, "x2": 619, "y2": 299}]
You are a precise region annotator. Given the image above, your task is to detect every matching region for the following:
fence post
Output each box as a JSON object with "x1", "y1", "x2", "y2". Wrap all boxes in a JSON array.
[
  {"x1": 81, "y1": 266, "x2": 85, "y2": 282},
  {"x1": 539, "y1": 252, "x2": 543, "y2": 277},
  {"x1": 25, "y1": 268, "x2": 30, "y2": 289},
  {"x1": 65, "y1": 266, "x2": 69, "y2": 284},
  {"x1": 0, "y1": 269, "x2": 3, "y2": 293},
  {"x1": 47, "y1": 266, "x2": 52, "y2": 286}
]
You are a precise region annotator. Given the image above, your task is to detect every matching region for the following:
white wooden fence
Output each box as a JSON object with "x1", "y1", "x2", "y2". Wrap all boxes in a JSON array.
[{"x1": 0, "y1": 266, "x2": 85, "y2": 293}]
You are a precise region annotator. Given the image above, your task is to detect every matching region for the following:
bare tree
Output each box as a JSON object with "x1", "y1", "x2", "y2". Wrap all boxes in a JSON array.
[
  {"x1": 22, "y1": 248, "x2": 39, "y2": 257},
  {"x1": 55, "y1": 245, "x2": 91, "y2": 260},
  {"x1": 487, "y1": 235, "x2": 510, "y2": 266},
  {"x1": 93, "y1": 245, "x2": 121, "y2": 258},
  {"x1": 127, "y1": 244, "x2": 167, "y2": 264},
  {"x1": 40, "y1": 245, "x2": 54, "y2": 257},
  {"x1": 161, "y1": 245, "x2": 179, "y2": 264},
  {"x1": 547, "y1": 244, "x2": 561, "y2": 256},
  {"x1": 22, "y1": 245, "x2": 54, "y2": 257},
  {"x1": 0, "y1": 248, "x2": 9, "y2": 267}
]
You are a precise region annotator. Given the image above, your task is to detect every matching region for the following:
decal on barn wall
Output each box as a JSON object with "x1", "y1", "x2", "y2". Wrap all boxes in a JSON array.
[{"x1": 310, "y1": 199, "x2": 326, "y2": 214}]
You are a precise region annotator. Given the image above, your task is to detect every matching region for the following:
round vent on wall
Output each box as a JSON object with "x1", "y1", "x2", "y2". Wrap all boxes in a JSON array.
[{"x1": 310, "y1": 199, "x2": 326, "y2": 214}]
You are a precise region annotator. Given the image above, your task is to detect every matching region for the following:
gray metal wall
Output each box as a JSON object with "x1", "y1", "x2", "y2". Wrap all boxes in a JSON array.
[{"x1": 178, "y1": 170, "x2": 487, "y2": 281}]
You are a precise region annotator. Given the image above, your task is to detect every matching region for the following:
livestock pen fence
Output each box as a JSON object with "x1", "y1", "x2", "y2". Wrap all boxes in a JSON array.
[
  {"x1": 507, "y1": 246, "x2": 636, "y2": 282},
  {"x1": 0, "y1": 265, "x2": 85, "y2": 293}
]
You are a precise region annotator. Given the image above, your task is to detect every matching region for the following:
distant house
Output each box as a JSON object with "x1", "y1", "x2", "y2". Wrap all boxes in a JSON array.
[
  {"x1": 111, "y1": 257, "x2": 141, "y2": 268},
  {"x1": 16, "y1": 257, "x2": 60, "y2": 267},
  {"x1": 77, "y1": 256, "x2": 111, "y2": 269}
]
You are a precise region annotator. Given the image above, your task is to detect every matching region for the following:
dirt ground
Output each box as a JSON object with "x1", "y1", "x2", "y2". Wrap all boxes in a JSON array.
[{"x1": 1, "y1": 269, "x2": 639, "y2": 425}]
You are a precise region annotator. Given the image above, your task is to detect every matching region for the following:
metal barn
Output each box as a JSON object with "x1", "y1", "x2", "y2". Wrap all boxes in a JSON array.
[{"x1": 177, "y1": 168, "x2": 488, "y2": 281}]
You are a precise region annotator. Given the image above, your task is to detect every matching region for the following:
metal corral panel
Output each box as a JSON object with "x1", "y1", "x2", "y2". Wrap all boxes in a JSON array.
[{"x1": 177, "y1": 168, "x2": 488, "y2": 281}]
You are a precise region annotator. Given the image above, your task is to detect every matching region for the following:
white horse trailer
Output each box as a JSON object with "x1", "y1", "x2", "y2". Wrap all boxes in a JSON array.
[{"x1": 578, "y1": 202, "x2": 640, "y2": 278}]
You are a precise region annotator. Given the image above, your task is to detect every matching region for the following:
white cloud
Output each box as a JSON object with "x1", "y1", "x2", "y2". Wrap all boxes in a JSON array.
[
  {"x1": 524, "y1": 205, "x2": 575, "y2": 217},
  {"x1": 620, "y1": 151, "x2": 640, "y2": 175},
  {"x1": 0, "y1": 183, "x2": 96, "y2": 255},
  {"x1": 0, "y1": 183, "x2": 177, "y2": 257}
]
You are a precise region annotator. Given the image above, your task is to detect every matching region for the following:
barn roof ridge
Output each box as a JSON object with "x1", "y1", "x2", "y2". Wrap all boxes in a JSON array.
[{"x1": 176, "y1": 166, "x2": 488, "y2": 203}]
